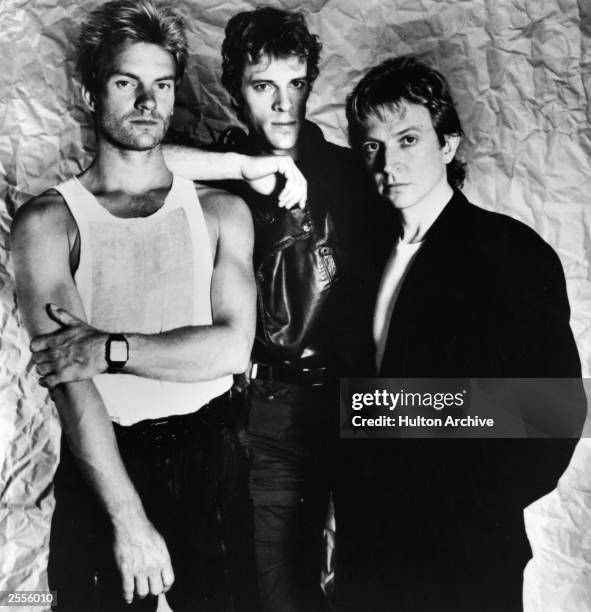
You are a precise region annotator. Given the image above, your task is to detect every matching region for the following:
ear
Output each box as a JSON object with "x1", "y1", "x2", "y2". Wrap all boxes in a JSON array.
[
  {"x1": 82, "y1": 86, "x2": 96, "y2": 113},
  {"x1": 442, "y1": 134, "x2": 460, "y2": 164}
]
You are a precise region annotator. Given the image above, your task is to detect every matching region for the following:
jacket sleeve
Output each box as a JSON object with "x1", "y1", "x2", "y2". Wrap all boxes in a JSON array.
[{"x1": 495, "y1": 226, "x2": 586, "y2": 436}]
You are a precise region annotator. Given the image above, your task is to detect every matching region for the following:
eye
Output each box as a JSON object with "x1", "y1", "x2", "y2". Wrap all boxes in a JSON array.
[
  {"x1": 115, "y1": 79, "x2": 134, "y2": 90},
  {"x1": 401, "y1": 135, "x2": 418, "y2": 146},
  {"x1": 253, "y1": 83, "x2": 272, "y2": 92},
  {"x1": 291, "y1": 79, "x2": 308, "y2": 90},
  {"x1": 361, "y1": 141, "x2": 380, "y2": 155},
  {"x1": 157, "y1": 81, "x2": 173, "y2": 91}
]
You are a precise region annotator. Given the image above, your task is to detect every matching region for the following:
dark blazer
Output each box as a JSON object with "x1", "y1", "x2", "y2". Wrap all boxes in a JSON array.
[
  {"x1": 378, "y1": 189, "x2": 581, "y2": 379},
  {"x1": 336, "y1": 191, "x2": 585, "y2": 611}
]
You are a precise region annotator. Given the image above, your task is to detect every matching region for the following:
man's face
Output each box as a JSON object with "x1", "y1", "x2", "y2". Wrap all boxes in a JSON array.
[
  {"x1": 359, "y1": 102, "x2": 457, "y2": 213},
  {"x1": 239, "y1": 54, "x2": 309, "y2": 158},
  {"x1": 92, "y1": 41, "x2": 176, "y2": 151}
]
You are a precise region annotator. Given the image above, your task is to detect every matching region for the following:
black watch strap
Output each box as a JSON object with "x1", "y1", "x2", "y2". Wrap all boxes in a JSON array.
[{"x1": 105, "y1": 333, "x2": 129, "y2": 373}]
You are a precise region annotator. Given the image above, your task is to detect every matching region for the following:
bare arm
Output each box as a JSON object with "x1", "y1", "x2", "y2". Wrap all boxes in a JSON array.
[
  {"x1": 163, "y1": 144, "x2": 307, "y2": 209},
  {"x1": 30, "y1": 189, "x2": 256, "y2": 386},
  {"x1": 10, "y1": 196, "x2": 174, "y2": 603}
]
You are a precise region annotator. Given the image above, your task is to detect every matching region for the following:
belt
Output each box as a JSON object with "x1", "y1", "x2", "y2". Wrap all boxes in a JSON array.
[{"x1": 250, "y1": 362, "x2": 329, "y2": 388}]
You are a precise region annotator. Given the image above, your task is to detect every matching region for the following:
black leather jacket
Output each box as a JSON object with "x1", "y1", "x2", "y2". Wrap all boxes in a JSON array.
[{"x1": 219, "y1": 121, "x2": 370, "y2": 370}]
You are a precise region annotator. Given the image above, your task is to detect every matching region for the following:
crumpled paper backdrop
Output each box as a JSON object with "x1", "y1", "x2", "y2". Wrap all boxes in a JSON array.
[
  {"x1": 524, "y1": 409, "x2": 591, "y2": 612},
  {"x1": 1, "y1": 0, "x2": 590, "y2": 609}
]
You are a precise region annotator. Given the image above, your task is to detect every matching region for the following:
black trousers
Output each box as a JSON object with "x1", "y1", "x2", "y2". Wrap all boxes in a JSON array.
[
  {"x1": 334, "y1": 438, "x2": 577, "y2": 612},
  {"x1": 243, "y1": 379, "x2": 337, "y2": 612},
  {"x1": 48, "y1": 396, "x2": 258, "y2": 612}
]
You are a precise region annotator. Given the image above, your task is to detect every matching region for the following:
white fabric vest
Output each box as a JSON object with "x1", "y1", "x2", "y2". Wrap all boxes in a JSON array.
[{"x1": 54, "y1": 175, "x2": 232, "y2": 425}]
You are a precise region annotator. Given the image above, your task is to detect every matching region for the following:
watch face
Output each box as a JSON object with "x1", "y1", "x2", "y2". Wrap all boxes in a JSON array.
[{"x1": 109, "y1": 340, "x2": 128, "y2": 362}]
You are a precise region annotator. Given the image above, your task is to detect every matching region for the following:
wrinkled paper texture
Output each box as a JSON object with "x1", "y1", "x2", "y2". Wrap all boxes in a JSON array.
[
  {"x1": 524, "y1": 398, "x2": 591, "y2": 611},
  {"x1": 1, "y1": 0, "x2": 590, "y2": 609}
]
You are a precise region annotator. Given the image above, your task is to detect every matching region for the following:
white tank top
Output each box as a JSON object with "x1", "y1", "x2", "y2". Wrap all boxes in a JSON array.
[{"x1": 54, "y1": 175, "x2": 232, "y2": 425}]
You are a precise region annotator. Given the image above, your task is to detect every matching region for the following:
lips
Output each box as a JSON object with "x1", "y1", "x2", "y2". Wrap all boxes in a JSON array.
[{"x1": 271, "y1": 122, "x2": 296, "y2": 130}]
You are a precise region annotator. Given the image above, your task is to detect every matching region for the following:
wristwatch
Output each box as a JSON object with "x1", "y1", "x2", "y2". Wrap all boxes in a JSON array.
[{"x1": 105, "y1": 334, "x2": 129, "y2": 373}]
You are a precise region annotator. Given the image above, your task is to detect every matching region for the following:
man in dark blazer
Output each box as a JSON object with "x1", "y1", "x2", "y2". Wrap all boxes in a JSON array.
[{"x1": 335, "y1": 56, "x2": 586, "y2": 611}]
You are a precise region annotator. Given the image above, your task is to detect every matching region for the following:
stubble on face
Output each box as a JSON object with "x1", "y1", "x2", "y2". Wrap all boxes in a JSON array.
[
  {"x1": 94, "y1": 41, "x2": 176, "y2": 152},
  {"x1": 97, "y1": 105, "x2": 171, "y2": 151}
]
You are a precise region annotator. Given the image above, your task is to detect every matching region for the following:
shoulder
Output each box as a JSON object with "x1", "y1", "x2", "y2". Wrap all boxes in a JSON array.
[
  {"x1": 196, "y1": 184, "x2": 251, "y2": 222},
  {"x1": 195, "y1": 184, "x2": 253, "y2": 242},
  {"x1": 460, "y1": 195, "x2": 563, "y2": 274},
  {"x1": 302, "y1": 121, "x2": 354, "y2": 164},
  {"x1": 11, "y1": 189, "x2": 75, "y2": 245},
  {"x1": 466, "y1": 198, "x2": 554, "y2": 249}
]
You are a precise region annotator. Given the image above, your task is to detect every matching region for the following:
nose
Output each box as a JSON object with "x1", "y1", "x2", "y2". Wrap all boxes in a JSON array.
[
  {"x1": 135, "y1": 86, "x2": 156, "y2": 112},
  {"x1": 382, "y1": 143, "x2": 402, "y2": 175},
  {"x1": 272, "y1": 87, "x2": 293, "y2": 113}
]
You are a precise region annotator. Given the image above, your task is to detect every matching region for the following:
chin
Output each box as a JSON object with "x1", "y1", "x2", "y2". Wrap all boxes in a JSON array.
[
  {"x1": 121, "y1": 139, "x2": 162, "y2": 152},
  {"x1": 265, "y1": 130, "x2": 298, "y2": 149},
  {"x1": 269, "y1": 138, "x2": 297, "y2": 153}
]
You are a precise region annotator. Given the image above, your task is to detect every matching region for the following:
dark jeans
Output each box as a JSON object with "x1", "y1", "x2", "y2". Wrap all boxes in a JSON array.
[
  {"x1": 244, "y1": 380, "x2": 336, "y2": 612},
  {"x1": 48, "y1": 396, "x2": 257, "y2": 612}
]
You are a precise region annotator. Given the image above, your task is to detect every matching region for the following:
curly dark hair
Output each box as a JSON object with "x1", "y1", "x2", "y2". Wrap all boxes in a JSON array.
[
  {"x1": 346, "y1": 56, "x2": 466, "y2": 189},
  {"x1": 221, "y1": 7, "x2": 322, "y2": 120},
  {"x1": 77, "y1": 0, "x2": 187, "y2": 96}
]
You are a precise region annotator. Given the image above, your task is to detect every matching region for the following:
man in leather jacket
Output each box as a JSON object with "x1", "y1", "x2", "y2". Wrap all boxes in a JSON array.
[{"x1": 206, "y1": 9, "x2": 370, "y2": 611}]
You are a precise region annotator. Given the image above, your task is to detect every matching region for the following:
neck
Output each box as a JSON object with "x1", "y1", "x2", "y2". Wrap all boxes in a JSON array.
[
  {"x1": 399, "y1": 181, "x2": 453, "y2": 244},
  {"x1": 271, "y1": 145, "x2": 299, "y2": 161},
  {"x1": 81, "y1": 139, "x2": 172, "y2": 194},
  {"x1": 250, "y1": 132, "x2": 300, "y2": 162}
]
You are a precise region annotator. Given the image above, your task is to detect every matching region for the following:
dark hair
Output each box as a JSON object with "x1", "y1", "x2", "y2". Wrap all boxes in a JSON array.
[
  {"x1": 221, "y1": 7, "x2": 322, "y2": 119},
  {"x1": 76, "y1": 0, "x2": 187, "y2": 96},
  {"x1": 346, "y1": 56, "x2": 466, "y2": 188}
]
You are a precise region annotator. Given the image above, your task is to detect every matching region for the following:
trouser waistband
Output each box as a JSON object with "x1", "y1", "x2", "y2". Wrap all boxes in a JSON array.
[{"x1": 113, "y1": 391, "x2": 231, "y2": 447}]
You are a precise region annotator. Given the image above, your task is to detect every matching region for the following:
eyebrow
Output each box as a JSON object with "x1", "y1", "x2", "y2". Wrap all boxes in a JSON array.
[
  {"x1": 248, "y1": 76, "x2": 307, "y2": 84},
  {"x1": 394, "y1": 125, "x2": 424, "y2": 136},
  {"x1": 108, "y1": 70, "x2": 176, "y2": 81},
  {"x1": 365, "y1": 124, "x2": 424, "y2": 139}
]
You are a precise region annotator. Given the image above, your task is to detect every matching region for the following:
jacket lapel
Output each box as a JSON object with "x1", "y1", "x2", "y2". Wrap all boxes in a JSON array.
[{"x1": 378, "y1": 191, "x2": 471, "y2": 376}]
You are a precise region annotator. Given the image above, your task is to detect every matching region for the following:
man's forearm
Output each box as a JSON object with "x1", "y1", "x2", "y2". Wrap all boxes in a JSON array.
[
  {"x1": 31, "y1": 305, "x2": 254, "y2": 387},
  {"x1": 125, "y1": 323, "x2": 251, "y2": 382},
  {"x1": 53, "y1": 380, "x2": 145, "y2": 520},
  {"x1": 53, "y1": 379, "x2": 174, "y2": 602},
  {"x1": 162, "y1": 144, "x2": 307, "y2": 206},
  {"x1": 163, "y1": 146, "x2": 251, "y2": 182}
]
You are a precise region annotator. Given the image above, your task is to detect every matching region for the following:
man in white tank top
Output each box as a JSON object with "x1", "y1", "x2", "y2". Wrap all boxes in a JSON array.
[{"x1": 7, "y1": 1, "x2": 287, "y2": 610}]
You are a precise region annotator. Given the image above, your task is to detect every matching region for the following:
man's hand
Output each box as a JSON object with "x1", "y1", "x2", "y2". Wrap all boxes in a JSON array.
[
  {"x1": 31, "y1": 303, "x2": 107, "y2": 388},
  {"x1": 112, "y1": 512, "x2": 175, "y2": 603},
  {"x1": 239, "y1": 155, "x2": 307, "y2": 209}
]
